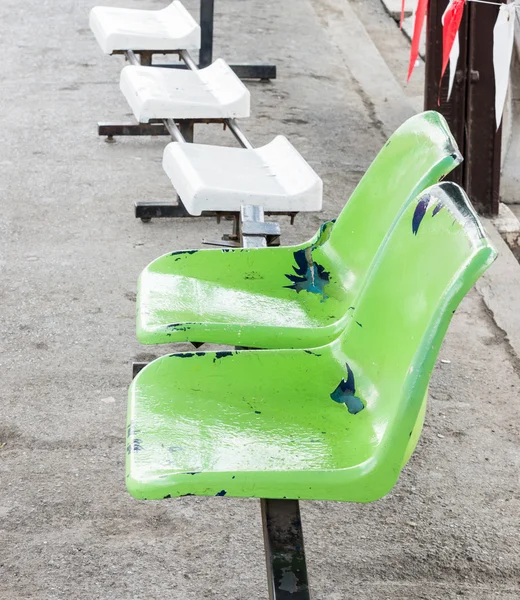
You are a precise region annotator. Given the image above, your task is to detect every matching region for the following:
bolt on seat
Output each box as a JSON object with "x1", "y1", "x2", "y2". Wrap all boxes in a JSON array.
[
  {"x1": 89, "y1": 1, "x2": 201, "y2": 54},
  {"x1": 126, "y1": 182, "x2": 497, "y2": 502},
  {"x1": 120, "y1": 59, "x2": 251, "y2": 122},
  {"x1": 136, "y1": 111, "x2": 462, "y2": 348},
  {"x1": 162, "y1": 135, "x2": 323, "y2": 216}
]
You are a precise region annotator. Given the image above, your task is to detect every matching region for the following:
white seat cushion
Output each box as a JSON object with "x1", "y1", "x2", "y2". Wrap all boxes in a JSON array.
[
  {"x1": 162, "y1": 136, "x2": 323, "y2": 215},
  {"x1": 120, "y1": 60, "x2": 250, "y2": 121},
  {"x1": 89, "y1": 1, "x2": 201, "y2": 54}
]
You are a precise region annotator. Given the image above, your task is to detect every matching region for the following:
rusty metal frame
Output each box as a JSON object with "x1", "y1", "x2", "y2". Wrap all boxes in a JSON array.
[
  {"x1": 135, "y1": 199, "x2": 289, "y2": 247},
  {"x1": 424, "y1": 0, "x2": 468, "y2": 188},
  {"x1": 98, "y1": 118, "x2": 222, "y2": 140}
]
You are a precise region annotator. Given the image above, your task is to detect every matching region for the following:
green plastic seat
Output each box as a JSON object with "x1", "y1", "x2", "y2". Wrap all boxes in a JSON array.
[
  {"x1": 126, "y1": 182, "x2": 497, "y2": 503},
  {"x1": 136, "y1": 111, "x2": 462, "y2": 349}
]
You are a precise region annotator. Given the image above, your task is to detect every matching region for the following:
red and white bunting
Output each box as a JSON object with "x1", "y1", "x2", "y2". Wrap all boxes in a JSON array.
[
  {"x1": 441, "y1": 0, "x2": 461, "y2": 100},
  {"x1": 407, "y1": 0, "x2": 429, "y2": 82},
  {"x1": 493, "y1": 3, "x2": 516, "y2": 129},
  {"x1": 407, "y1": 0, "x2": 519, "y2": 129},
  {"x1": 441, "y1": 0, "x2": 466, "y2": 92}
]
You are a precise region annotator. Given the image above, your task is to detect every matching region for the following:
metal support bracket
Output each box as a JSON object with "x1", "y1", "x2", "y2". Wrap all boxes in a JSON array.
[
  {"x1": 241, "y1": 204, "x2": 281, "y2": 248},
  {"x1": 135, "y1": 199, "x2": 291, "y2": 246}
]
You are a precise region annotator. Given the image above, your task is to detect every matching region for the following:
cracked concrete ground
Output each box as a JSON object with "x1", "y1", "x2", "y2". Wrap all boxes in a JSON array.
[{"x1": 0, "y1": 0, "x2": 519, "y2": 598}]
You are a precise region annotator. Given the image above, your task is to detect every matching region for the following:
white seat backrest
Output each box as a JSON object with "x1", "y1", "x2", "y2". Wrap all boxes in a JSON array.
[
  {"x1": 197, "y1": 59, "x2": 250, "y2": 106},
  {"x1": 162, "y1": 1, "x2": 200, "y2": 42},
  {"x1": 256, "y1": 136, "x2": 322, "y2": 196}
]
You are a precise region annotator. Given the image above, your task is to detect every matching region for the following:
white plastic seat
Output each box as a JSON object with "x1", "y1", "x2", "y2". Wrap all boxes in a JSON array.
[
  {"x1": 120, "y1": 60, "x2": 250, "y2": 122},
  {"x1": 162, "y1": 136, "x2": 323, "y2": 215},
  {"x1": 89, "y1": 1, "x2": 201, "y2": 54}
]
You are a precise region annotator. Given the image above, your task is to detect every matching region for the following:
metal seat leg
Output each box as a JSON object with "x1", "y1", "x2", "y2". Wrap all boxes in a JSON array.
[{"x1": 261, "y1": 499, "x2": 311, "y2": 599}]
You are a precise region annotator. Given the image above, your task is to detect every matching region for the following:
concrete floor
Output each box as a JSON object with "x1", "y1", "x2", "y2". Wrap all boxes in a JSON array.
[{"x1": 1, "y1": 0, "x2": 519, "y2": 598}]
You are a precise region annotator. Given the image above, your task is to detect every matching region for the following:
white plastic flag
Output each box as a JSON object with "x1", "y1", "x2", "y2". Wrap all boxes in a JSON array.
[
  {"x1": 442, "y1": 0, "x2": 460, "y2": 101},
  {"x1": 493, "y1": 4, "x2": 516, "y2": 130}
]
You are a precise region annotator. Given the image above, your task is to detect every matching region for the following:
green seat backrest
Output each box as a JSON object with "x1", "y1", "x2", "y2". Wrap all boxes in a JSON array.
[
  {"x1": 338, "y1": 182, "x2": 496, "y2": 490},
  {"x1": 315, "y1": 111, "x2": 462, "y2": 294}
]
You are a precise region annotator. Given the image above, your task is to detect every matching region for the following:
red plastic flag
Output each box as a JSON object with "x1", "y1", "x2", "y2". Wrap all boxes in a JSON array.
[
  {"x1": 400, "y1": 0, "x2": 406, "y2": 29},
  {"x1": 407, "y1": 0, "x2": 428, "y2": 82},
  {"x1": 441, "y1": 0, "x2": 460, "y2": 101},
  {"x1": 441, "y1": 0, "x2": 466, "y2": 84}
]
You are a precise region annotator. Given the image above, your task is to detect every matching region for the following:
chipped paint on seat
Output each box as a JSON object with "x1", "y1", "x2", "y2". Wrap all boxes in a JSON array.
[{"x1": 127, "y1": 182, "x2": 497, "y2": 503}]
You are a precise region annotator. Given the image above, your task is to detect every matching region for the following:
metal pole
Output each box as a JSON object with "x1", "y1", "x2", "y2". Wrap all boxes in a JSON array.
[
  {"x1": 199, "y1": 0, "x2": 214, "y2": 68},
  {"x1": 164, "y1": 119, "x2": 186, "y2": 143},
  {"x1": 464, "y1": 0, "x2": 505, "y2": 215},
  {"x1": 180, "y1": 49, "x2": 198, "y2": 71},
  {"x1": 225, "y1": 119, "x2": 253, "y2": 149},
  {"x1": 124, "y1": 50, "x2": 140, "y2": 66}
]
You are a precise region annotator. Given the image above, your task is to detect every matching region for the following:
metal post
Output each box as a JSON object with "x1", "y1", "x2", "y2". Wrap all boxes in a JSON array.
[
  {"x1": 139, "y1": 52, "x2": 153, "y2": 67},
  {"x1": 199, "y1": 0, "x2": 214, "y2": 68},
  {"x1": 195, "y1": 0, "x2": 276, "y2": 79},
  {"x1": 261, "y1": 499, "x2": 310, "y2": 600},
  {"x1": 425, "y1": 0, "x2": 504, "y2": 215},
  {"x1": 179, "y1": 121, "x2": 194, "y2": 143},
  {"x1": 464, "y1": 0, "x2": 504, "y2": 216}
]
